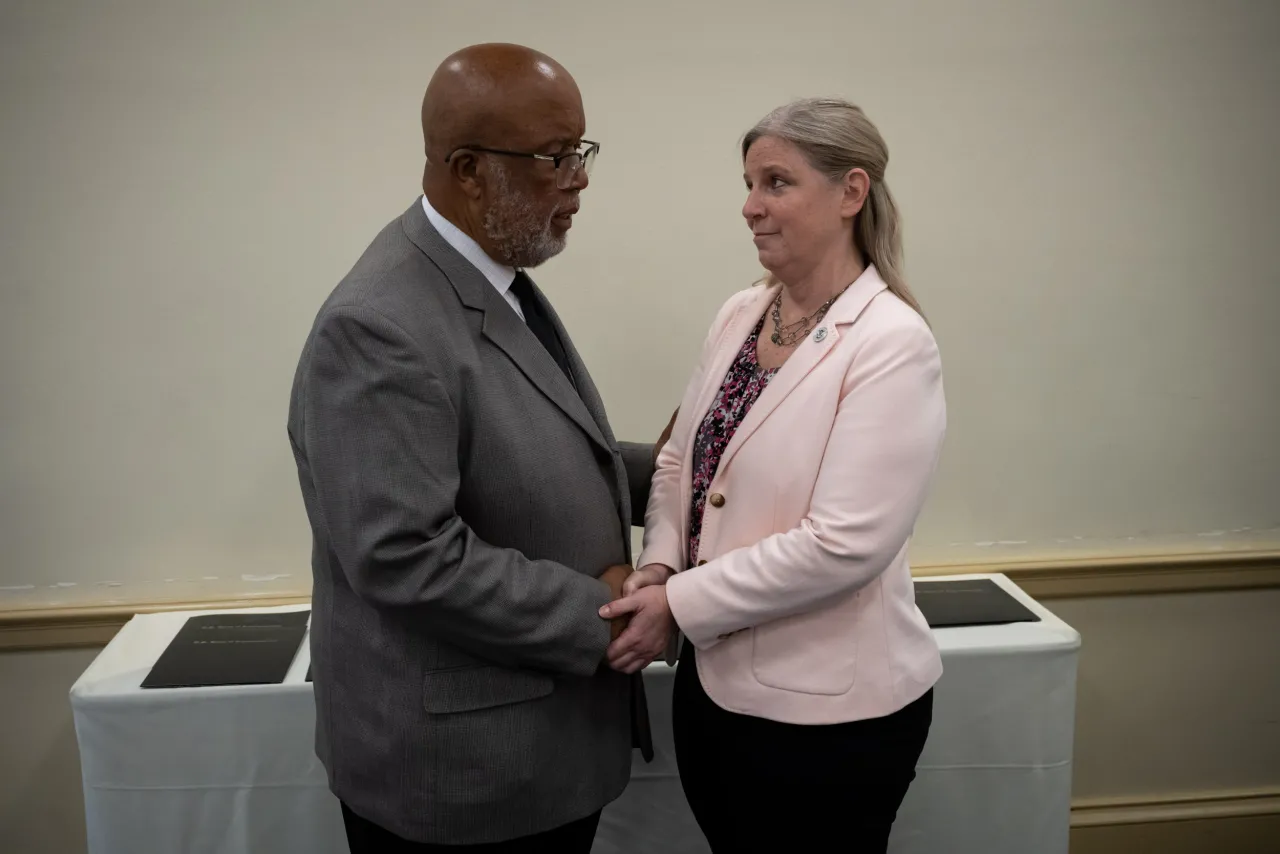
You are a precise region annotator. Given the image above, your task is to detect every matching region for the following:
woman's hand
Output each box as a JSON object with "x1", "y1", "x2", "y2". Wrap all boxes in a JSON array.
[
  {"x1": 621, "y1": 563, "x2": 674, "y2": 597},
  {"x1": 599, "y1": 585, "x2": 675, "y2": 674}
]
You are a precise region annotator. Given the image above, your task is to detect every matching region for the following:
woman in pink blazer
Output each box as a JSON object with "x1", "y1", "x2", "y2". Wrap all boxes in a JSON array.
[{"x1": 601, "y1": 99, "x2": 946, "y2": 851}]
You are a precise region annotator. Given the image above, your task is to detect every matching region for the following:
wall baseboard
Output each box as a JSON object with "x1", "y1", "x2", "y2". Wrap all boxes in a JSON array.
[
  {"x1": 2, "y1": 549, "x2": 1278, "y2": 652},
  {"x1": 1069, "y1": 787, "x2": 1280, "y2": 854}
]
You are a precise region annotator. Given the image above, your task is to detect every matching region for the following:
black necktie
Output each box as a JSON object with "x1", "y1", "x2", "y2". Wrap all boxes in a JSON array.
[{"x1": 510, "y1": 271, "x2": 574, "y2": 384}]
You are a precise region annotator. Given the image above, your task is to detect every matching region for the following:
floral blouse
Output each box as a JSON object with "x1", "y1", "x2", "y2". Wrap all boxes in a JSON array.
[{"x1": 688, "y1": 317, "x2": 778, "y2": 569}]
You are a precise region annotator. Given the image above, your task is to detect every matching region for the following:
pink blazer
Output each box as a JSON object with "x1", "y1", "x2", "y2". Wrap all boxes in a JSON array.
[{"x1": 638, "y1": 265, "x2": 945, "y2": 725}]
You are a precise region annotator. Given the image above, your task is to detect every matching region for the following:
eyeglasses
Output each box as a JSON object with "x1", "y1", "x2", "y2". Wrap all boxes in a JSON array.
[{"x1": 445, "y1": 140, "x2": 600, "y2": 190}]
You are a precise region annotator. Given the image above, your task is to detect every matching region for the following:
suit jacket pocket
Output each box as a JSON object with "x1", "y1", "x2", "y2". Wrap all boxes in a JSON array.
[
  {"x1": 750, "y1": 596, "x2": 859, "y2": 696},
  {"x1": 422, "y1": 665, "x2": 554, "y2": 714}
]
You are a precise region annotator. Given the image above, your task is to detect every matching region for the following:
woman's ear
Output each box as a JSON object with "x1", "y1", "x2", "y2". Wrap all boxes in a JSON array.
[{"x1": 841, "y1": 168, "x2": 870, "y2": 218}]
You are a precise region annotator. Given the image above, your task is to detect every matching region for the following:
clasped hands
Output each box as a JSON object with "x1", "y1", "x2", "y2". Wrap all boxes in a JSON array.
[{"x1": 597, "y1": 563, "x2": 675, "y2": 674}]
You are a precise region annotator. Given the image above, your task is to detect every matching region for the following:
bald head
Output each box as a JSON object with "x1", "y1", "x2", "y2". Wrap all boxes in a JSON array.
[
  {"x1": 422, "y1": 43, "x2": 582, "y2": 164},
  {"x1": 419, "y1": 44, "x2": 590, "y2": 269}
]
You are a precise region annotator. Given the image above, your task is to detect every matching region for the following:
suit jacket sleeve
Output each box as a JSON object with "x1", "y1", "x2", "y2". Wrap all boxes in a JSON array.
[
  {"x1": 665, "y1": 316, "x2": 946, "y2": 650},
  {"x1": 616, "y1": 442, "x2": 654, "y2": 527},
  {"x1": 298, "y1": 305, "x2": 611, "y2": 677}
]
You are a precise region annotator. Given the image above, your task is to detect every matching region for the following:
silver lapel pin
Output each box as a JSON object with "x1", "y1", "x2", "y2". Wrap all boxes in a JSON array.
[{"x1": 813, "y1": 327, "x2": 828, "y2": 342}]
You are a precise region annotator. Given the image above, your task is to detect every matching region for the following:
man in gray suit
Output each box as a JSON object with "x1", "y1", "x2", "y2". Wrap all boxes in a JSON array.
[{"x1": 287, "y1": 44, "x2": 671, "y2": 852}]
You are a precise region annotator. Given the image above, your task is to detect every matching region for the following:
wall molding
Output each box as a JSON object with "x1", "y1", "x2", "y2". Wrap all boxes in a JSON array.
[
  {"x1": 0, "y1": 595, "x2": 309, "y2": 652},
  {"x1": 2, "y1": 549, "x2": 1278, "y2": 652},
  {"x1": 1071, "y1": 785, "x2": 1280, "y2": 826},
  {"x1": 916, "y1": 548, "x2": 1280, "y2": 599}
]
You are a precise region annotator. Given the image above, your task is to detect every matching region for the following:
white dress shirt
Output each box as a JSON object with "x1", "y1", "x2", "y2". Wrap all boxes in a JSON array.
[{"x1": 422, "y1": 197, "x2": 525, "y2": 319}]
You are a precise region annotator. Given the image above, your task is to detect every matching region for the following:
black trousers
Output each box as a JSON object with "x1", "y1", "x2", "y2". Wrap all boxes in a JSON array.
[
  {"x1": 673, "y1": 644, "x2": 933, "y2": 853},
  {"x1": 341, "y1": 804, "x2": 601, "y2": 854}
]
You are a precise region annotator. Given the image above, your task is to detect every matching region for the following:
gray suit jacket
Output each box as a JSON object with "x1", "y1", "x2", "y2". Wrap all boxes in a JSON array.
[{"x1": 287, "y1": 198, "x2": 655, "y2": 844}]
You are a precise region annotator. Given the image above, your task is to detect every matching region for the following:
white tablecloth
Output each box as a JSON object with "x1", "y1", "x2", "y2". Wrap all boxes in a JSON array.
[{"x1": 71, "y1": 573, "x2": 1079, "y2": 854}]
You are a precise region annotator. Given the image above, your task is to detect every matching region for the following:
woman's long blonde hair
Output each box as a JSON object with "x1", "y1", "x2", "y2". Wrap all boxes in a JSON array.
[{"x1": 742, "y1": 98, "x2": 924, "y2": 317}]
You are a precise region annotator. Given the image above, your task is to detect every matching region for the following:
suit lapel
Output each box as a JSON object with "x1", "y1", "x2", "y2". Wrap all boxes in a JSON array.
[
  {"x1": 540, "y1": 287, "x2": 617, "y2": 449},
  {"x1": 684, "y1": 286, "x2": 778, "y2": 460},
  {"x1": 540, "y1": 287, "x2": 635, "y2": 553},
  {"x1": 478, "y1": 287, "x2": 611, "y2": 453},
  {"x1": 715, "y1": 267, "x2": 889, "y2": 475},
  {"x1": 401, "y1": 198, "x2": 611, "y2": 455}
]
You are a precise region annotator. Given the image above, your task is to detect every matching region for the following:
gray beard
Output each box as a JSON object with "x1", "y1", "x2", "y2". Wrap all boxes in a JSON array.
[{"x1": 483, "y1": 162, "x2": 567, "y2": 268}]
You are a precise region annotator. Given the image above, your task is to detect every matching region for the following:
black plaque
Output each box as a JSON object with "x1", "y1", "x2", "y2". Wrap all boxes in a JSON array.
[
  {"x1": 141, "y1": 610, "x2": 310, "y2": 688},
  {"x1": 914, "y1": 579, "x2": 1039, "y2": 628}
]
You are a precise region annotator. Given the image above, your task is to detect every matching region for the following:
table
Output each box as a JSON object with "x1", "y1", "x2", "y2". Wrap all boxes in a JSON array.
[{"x1": 71, "y1": 573, "x2": 1079, "y2": 853}]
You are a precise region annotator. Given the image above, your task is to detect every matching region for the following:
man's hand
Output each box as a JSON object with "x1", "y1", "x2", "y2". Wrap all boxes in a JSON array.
[
  {"x1": 599, "y1": 586, "x2": 674, "y2": 674},
  {"x1": 598, "y1": 564, "x2": 634, "y2": 641},
  {"x1": 622, "y1": 563, "x2": 674, "y2": 597},
  {"x1": 653, "y1": 407, "x2": 678, "y2": 466}
]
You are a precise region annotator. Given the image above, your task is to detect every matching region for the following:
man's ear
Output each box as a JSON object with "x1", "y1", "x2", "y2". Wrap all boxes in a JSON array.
[
  {"x1": 841, "y1": 167, "x2": 870, "y2": 218},
  {"x1": 448, "y1": 150, "x2": 485, "y2": 201}
]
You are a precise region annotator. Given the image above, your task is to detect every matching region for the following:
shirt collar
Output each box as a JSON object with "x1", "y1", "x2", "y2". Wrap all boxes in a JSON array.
[{"x1": 421, "y1": 196, "x2": 517, "y2": 296}]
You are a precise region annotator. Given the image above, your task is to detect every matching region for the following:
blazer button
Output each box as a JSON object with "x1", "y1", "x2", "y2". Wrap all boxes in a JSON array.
[
  {"x1": 697, "y1": 559, "x2": 707, "y2": 566},
  {"x1": 709, "y1": 493, "x2": 725, "y2": 508}
]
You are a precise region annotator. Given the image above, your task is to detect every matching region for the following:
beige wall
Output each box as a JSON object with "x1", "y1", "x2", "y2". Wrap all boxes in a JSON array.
[
  {"x1": 3, "y1": 0, "x2": 1280, "y2": 612},
  {"x1": 3, "y1": 586, "x2": 1277, "y2": 853},
  {"x1": 1054, "y1": 589, "x2": 1280, "y2": 801},
  {"x1": 0, "y1": 647, "x2": 97, "y2": 854},
  {"x1": 1072, "y1": 816, "x2": 1280, "y2": 854}
]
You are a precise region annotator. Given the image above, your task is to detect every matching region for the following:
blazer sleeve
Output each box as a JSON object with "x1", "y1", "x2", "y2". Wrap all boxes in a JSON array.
[
  {"x1": 298, "y1": 304, "x2": 611, "y2": 677},
  {"x1": 665, "y1": 315, "x2": 946, "y2": 650},
  {"x1": 637, "y1": 291, "x2": 751, "y2": 575}
]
